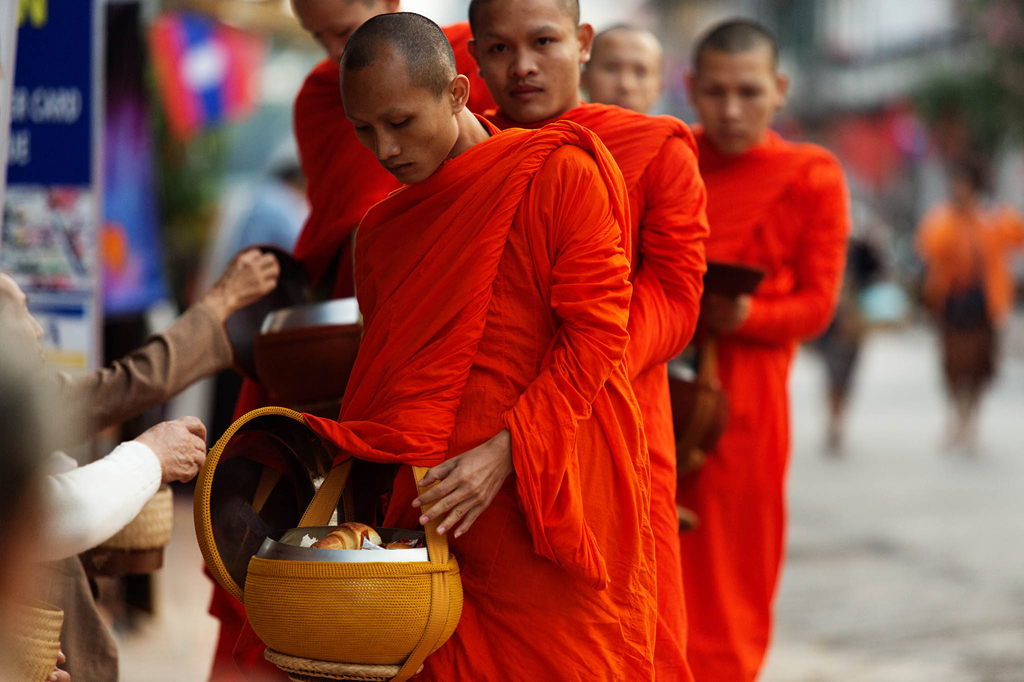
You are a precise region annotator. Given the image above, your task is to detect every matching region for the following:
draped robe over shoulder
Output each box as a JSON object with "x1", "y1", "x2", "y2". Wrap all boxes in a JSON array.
[
  {"x1": 227, "y1": 119, "x2": 659, "y2": 681},
  {"x1": 208, "y1": 25, "x2": 497, "y2": 682},
  {"x1": 677, "y1": 129, "x2": 850, "y2": 682},
  {"x1": 488, "y1": 103, "x2": 708, "y2": 681}
]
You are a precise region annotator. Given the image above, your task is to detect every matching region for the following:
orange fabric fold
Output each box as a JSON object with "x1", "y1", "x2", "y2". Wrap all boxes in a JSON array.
[
  {"x1": 304, "y1": 118, "x2": 631, "y2": 589},
  {"x1": 677, "y1": 129, "x2": 850, "y2": 682},
  {"x1": 489, "y1": 103, "x2": 708, "y2": 681}
]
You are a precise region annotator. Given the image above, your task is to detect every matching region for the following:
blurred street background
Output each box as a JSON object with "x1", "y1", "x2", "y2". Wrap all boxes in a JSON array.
[{"x1": 3, "y1": 0, "x2": 1024, "y2": 680}]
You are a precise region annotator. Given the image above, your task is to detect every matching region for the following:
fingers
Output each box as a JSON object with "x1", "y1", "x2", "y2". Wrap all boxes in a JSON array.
[
  {"x1": 415, "y1": 459, "x2": 457, "y2": 491},
  {"x1": 436, "y1": 498, "x2": 475, "y2": 536},
  {"x1": 417, "y1": 481, "x2": 472, "y2": 526},
  {"x1": 177, "y1": 416, "x2": 207, "y2": 441},
  {"x1": 453, "y1": 503, "x2": 486, "y2": 538}
]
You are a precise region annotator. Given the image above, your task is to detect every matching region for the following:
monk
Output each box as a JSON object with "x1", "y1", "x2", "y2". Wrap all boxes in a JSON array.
[
  {"x1": 470, "y1": 1, "x2": 708, "y2": 678},
  {"x1": 209, "y1": 4, "x2": 498, "y2": 677},
  {"x1": 582, "y1": 24, "x2": 664, "y2": 115},
  {"x1": 676, "y1": 19, "x2": 850, "y2": 681},
  {"x1": 234, "y1": 12, "x2": 659, "y2": 681},
  {"x1": 288, "y1": 0, "x2": 497, "y2": 298}
]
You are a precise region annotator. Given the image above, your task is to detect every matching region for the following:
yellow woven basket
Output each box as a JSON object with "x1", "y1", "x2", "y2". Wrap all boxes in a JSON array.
[
  {"x1": 195, "y1": 408, "x2": 463, "y2": 682},
  {"x1": 10, "y1": 601, "x2": 64, "y2": 682},
  {"x1": 101, "y1": 485, "x2": 174, "y2": 550}
]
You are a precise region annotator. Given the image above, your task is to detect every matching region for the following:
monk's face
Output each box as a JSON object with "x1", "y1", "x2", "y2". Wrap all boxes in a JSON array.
[
  {"x1": 470, "y1": 0, "x2": 594, "y2": 123},
  {"x1": 687, "y1": 46, "x2": 788, "y2": 155},
  {"x1": 0, "y1": 274, "x2": 45, "y2": 364},
  {"x1": 343, "y1": 51, "x2": 465, "y2": 184},
  {"x1": 292, "y1": 0, "x2": 399, "y2": 64},
  {"x1": 582, "y1": 30, "x2": 663, "y2": 114}
]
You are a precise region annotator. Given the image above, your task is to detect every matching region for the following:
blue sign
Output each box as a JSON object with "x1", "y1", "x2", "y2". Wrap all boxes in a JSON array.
[{"x1": 8, "y1": 0, "x2": 94, "y2": 185}]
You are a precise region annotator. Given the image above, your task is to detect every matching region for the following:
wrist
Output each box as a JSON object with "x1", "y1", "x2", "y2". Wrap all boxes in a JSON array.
[{"x1": 201, "y1": 289, "x2": 234, "y2": 322}]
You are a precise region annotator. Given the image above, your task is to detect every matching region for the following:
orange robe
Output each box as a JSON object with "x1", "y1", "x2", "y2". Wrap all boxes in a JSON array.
[
  {"x1": 209, "y1": 24, "x2": 496, "y2": 681},
  {"x1": 677, "y1": 129, "x2": 850, "y2": 681},
  {"x1": 916, "y1": 203, "x2": 1024, "y2": 325},
  {"x1": 226, "y1": 119, "x2": 657, "y2": 680},
  {"x1": 489, "y1": 104, "x2": 708, "y2": 681},
  {"x1": 311, "y1": 119, "x2": 655, "y2": 681}
]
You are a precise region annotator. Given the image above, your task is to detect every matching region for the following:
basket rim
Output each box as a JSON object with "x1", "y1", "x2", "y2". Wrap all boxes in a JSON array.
[{"x1": 194, "y1": 406, "x2": 309, "y2": 602}]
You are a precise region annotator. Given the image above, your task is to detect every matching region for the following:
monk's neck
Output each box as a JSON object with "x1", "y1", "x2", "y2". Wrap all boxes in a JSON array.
[
  {"x1": 501, "y1": 98, "x2": 585, "y2": 127},
  {"x1": 447, "y1": 108, "x2": 491, "y2": 160}
]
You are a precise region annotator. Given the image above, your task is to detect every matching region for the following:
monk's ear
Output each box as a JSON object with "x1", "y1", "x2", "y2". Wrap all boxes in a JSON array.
[
  {"x1": 382, "y1": 0, "x2": 401, "y2": 12},
  {"x1": 468, "y1": 39, "x2": 481, "y2": 74},
  {"x1": 577, "y1": 23, "x2": 595, "y2": 65},
  {"x1": 449, "y1": 74, "x2": 471, "y2": 114},
  {"x1": 683, "y1": 70, "x2": 697, "y2": 105},
  {"x1": 774, "y1": 71, "x2": 790, "y2": 109}
]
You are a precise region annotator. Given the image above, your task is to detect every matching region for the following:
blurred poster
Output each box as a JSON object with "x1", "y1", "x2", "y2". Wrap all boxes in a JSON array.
[
  {"x1": 0, "y1": 0, "x2": 17, "y2": 215},
  {"x1": 3, "y1": 0, "x2": 101, "y2": 372},
  {"x1": 103, "y1": 2, "x2": 167, "y2": 315}
]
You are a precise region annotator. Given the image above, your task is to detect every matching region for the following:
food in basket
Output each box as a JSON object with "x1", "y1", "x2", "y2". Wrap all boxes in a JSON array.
[
  {"x1": 386, "y1": 539, "x2": 422, "y2": 550},
  {"x1": 311, "y1": 522, "x2": 382, "y2": 550}
]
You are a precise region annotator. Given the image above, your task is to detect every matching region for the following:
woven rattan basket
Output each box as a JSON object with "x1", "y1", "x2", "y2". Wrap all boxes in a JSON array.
[
  {"x1": 101, "y1": 485, "x2": 174, "y2": 550},
  {"x1": 10, "y1": 601, "x2": 64, "y2": 682},
  {"x1": 195, "y1": 408, "x2": 463, "y2": 682}
]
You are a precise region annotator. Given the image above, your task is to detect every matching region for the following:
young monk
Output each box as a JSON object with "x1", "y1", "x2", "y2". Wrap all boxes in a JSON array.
[
  {"x1": 582, "y1": 24, "x2": 664, "y2": 115},
  {"x1": 677, "y1": 19, "x2": 850, "y2": 681},
  {"x1": 210, "y1": 5, "x2": 498, "y2": 676},
  {"x1": 287, "y1": 0, "x2": 496, "y2": 298},
  {"x1": 469, "y1": 1, "x2": 708, "y2": 678},
  {"x1": 236, "y1": 12, "x2": 659, "y2": 681}
]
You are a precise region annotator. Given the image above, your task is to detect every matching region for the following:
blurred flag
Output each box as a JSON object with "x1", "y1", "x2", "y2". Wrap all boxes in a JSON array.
[{"x1": 149, "y1": 11, "x2": 264, "y2": 140}]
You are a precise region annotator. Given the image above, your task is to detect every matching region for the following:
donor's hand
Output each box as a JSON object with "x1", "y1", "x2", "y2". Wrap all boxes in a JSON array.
[{"x1": 413, "y1": 430, "x2": 514, "y2": 538}]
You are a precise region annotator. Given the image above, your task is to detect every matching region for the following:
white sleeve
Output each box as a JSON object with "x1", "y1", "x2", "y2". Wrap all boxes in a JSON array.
[{"x1": 39, "y1": 441, "x2": 163, "y2": 562}]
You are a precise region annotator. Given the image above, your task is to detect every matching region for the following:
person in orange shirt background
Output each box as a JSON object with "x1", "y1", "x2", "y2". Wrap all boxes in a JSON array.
[
  {"x1": 469, "y1": 1, "x2": 709, "y2": 678},
  {"x1": 916, "y1": 160, "x2": 1024, "y2": 455},
  {"x1": 677, "y1": 19, "x2": 851, "y2": 681}
]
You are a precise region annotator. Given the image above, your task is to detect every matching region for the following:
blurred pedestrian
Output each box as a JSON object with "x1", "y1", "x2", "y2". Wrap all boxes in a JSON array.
[
  {"x1": 917, "y1": 161, "x2": 1024, "y2": 454},
  {"x1": 677, "y1": 19, "x2": 850, "y2": 681},
  {"x1": 582, "y1": 24, "x2": 664, "y2": 114},
  {"x1": 815, "y1": 231, "x2": 885, "y2": 454}
]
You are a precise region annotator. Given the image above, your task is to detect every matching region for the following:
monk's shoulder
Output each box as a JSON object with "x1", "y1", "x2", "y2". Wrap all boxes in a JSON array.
[
  {"x1": 780, "y1": 140, "x2": 846, "y2": 194},
  {"x1": 536, "y1": 144, "x2": 604, "y2": 187}
]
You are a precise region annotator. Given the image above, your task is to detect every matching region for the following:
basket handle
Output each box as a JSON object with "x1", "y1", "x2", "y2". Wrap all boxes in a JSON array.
[{"x1": 297, "y1": 461, "x2": 449, "y2": 564}]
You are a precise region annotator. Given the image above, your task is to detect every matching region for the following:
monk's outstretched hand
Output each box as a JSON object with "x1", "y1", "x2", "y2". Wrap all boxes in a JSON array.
[{"x1": 413, "y1": 430, "x2": 514, "y2": 538}]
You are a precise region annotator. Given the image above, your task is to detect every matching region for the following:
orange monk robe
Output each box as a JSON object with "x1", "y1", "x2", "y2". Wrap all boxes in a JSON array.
[
  {"x1": 489, "y1": 103, "x2": 708, "y2": 681},
  {"x1": 677, "y1": 129, "x2": 850, "y2": 682},
  {"x1": 917, "y1": 203, "x2": 1024, "y2": 324},
  {"x1": 208, "y1": 25, "x2": 498, "y2": 682},
  {"x1": 229, "y1": 119, "x2": 657, "y2": 681}
]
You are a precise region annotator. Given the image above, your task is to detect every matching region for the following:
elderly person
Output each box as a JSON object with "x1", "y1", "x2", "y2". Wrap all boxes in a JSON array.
[{"x1": 0, "y1": 248, "x2": 279, "y2": 681}]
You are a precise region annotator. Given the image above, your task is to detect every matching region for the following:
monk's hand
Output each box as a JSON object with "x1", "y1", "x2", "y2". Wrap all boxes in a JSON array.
[
  {"x1": 702, "y1": 293, "x2": 752, "y2": 332},
  {"x1": 413, "y1": 430, "x2": 514, "y2": 538},
  {"x1": 202, "y1": 248, "x2": 281, "y2": 321}
]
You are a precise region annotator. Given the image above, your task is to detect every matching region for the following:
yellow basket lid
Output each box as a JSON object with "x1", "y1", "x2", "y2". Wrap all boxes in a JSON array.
[{"x1": 194, "y1": 407, "x2": 336, "y2": 601}]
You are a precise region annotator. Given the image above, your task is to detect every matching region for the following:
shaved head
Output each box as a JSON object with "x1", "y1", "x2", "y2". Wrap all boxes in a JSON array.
[
  {"x1": 341, "y1": 12, "x2": 457, "y2": 98},
  {"x1": 693, "y1": 18, "x2": 778, "y2": 71},
  {"x1": 468, "y1": 0, "x2": 579, "y2": 34}
]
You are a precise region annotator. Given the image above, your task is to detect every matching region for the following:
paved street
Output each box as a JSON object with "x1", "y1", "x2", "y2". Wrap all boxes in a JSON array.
[
  {"x1": 763, "y1": 319, "x2": 1024, "y2": 682},
  {"x1": 112, "y1": 320, "x2": 1024, "y2": 681}
]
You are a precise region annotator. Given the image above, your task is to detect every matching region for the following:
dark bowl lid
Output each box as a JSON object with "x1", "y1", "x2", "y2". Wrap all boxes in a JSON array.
[
  {"x1": 194, "y1": 408, "x2": 336, "y2": 601},
  {"x1": 703, "y1": 261, "x2": 766, "y2": 298}
]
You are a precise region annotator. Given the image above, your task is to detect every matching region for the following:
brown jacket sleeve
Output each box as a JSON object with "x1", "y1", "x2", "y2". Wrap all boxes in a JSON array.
[{"x1": 52, "y1": 302, "x2": 233, "y2": 443}]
